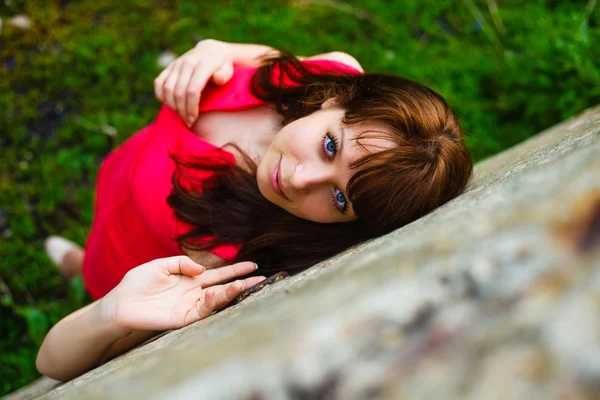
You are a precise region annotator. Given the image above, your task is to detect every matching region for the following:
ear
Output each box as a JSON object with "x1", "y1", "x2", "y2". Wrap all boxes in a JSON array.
[{"x1": 320, "y1": 97, "x2": 338, "y2": 109}]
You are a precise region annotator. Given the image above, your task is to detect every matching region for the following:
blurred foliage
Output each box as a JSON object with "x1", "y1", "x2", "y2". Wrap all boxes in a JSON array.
[{"x1": 0, "y1": 0, "x2": 598, "y2": 395}]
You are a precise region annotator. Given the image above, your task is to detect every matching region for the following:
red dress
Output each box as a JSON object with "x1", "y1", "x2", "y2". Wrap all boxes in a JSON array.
[{"x1": 82, "y1": 60, "x2": 361, "y2": 299}]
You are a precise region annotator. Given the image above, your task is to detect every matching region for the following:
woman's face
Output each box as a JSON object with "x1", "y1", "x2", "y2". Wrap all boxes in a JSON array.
[{"x1": 256, "y1": 100, "x2": 394, "y2": 223}]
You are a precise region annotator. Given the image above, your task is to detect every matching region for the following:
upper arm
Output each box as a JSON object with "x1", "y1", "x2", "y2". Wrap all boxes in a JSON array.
[{"x1": 303, "y1": 51, "x2": 364, "y2": 73}]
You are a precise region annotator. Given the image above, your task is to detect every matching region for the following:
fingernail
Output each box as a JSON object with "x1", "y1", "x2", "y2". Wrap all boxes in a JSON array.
[
  {"x1": 187, "y1": 116, "x2": 194, "y2": 126},
  {"x1": 254, "y1": 263, "x2": 259, "y2": 270}
]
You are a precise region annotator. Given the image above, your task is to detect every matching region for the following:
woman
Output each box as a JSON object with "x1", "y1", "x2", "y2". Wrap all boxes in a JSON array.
[{"x1": 37, "y1": 39, "x2": 473, "y2": 381}]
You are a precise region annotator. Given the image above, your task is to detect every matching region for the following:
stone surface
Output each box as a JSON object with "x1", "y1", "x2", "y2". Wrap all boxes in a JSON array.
[{"x1": 4, "y1": 106, "x2": 599, "y2": 400}]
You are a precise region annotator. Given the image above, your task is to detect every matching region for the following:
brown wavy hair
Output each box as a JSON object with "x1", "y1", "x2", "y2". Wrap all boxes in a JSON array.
[{"x1": 168, "y1": 54, "x2": 473, "y2": 276}]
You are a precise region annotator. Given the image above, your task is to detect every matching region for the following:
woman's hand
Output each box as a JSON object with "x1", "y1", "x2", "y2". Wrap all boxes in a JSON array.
[
  {"x1": 36, "y1": 257, "x2": 264, "y2": 381},
  {"x1": 154, "y1": 39, "x2": 235, "y2": 127},
  {"x1": 101, "y1": 256, "x2": 265, "y2": 332}
]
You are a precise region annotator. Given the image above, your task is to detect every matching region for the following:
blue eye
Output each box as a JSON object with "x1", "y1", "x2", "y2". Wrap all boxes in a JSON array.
[
  {"x1": 322, "y1": 132, "x2": 347, "y2": 215},
  {"x1": 322, "y1": 133, "x2": 338, "y2": 160},
  {"x1": 326, "y1": 139, "x2": 335, "y2": 153},
  {"x1": 332, "y1": 189, "x2": 348, "y2": 214}
]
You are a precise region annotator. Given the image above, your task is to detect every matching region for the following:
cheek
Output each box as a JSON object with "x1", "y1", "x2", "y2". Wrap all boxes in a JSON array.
[
  {"x1": 279, "y1": 122, "x2": 319, "y2": 158},
  {"x1": 278, "y1": 127, "x2": 296, "y2": 153},
  {"x1": 294, "y1": 194, "x2": 338, "y2": 223}
]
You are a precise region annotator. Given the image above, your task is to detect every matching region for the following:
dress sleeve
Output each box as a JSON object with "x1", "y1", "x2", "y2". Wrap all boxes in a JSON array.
[
  {"x1": 268, "y1": 58, "x2": 363, "y2": 90},
  {"x1": 301, "y1": 59, "x2": 364, "y2": 75}
]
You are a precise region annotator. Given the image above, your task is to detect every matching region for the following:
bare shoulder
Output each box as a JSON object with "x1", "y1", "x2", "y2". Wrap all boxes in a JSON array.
[
  {"x1": 189, "y1": 104, "x2": 281, "y2": 173},
  {"x1": 304, "y1": 51, "x2": 364, "y2": 72}
]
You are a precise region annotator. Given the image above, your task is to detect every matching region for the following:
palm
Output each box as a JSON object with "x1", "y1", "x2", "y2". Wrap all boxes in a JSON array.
[
  {"x1": 110, "y1": 257, "x2": 264, "y2": 331},
  {"x1": 121, "y1": 273, "x2": 204, "y2": 329}
]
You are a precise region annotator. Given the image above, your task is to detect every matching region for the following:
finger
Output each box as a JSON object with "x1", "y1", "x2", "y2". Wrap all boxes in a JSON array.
[
  {"x1": 217, "y1": 276, "x2": 266, "y2": 306},
  {"x1": 184, "y1": 63, "x2": 221, "y2": 125},
  {"x1": 244, "y1": 276, "x2": 268, "y2": 287},
  {"x1": 196, "y1": 287, "x2": 218, "y2": 318},
  {"x1": 154, "y1": 63, "x2": 173, "y2": 102},
  {"x1": 194, "y1": 276, "x2": 265, "y2": 319},
  {"x1": 163, "y1": 61, "x2": 181, "y2": 113},
  {"x1": 184, "y1": 67, "x2": 205, "y2": 127},
  {"x1": 212, "y1": 61, "x2": 234, "y2": 85},
  {"x1": 199, "y1": 261, "x2": 258, "y2": 287},
  {"x1": 159, "y1": 256, "x2": 205, "y2": 277},
  {"x1": 218, "y1": 279, "x2": 246, "y2": 307},
  {"x1": 174, "y1": 59, "x2": 196, "y2": 124}
]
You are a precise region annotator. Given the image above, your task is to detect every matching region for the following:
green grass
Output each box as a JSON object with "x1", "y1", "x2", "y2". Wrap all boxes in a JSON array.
[{"x1": 1, "y1": 0, "x2": 598, "y2": 395}]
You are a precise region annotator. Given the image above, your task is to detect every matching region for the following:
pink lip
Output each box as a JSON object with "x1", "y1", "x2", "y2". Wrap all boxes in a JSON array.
[{"x1": 271, "y1": 155, "x2": 290, "y2": 201}]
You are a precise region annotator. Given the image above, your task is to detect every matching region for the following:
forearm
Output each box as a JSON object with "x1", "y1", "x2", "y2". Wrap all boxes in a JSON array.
[
  {"x1": 216, "y1": 40, "x2": 363, "y2": 72},
  {"x1": 202, "y1": 40, "x2": 311, "y2": 66},
  {"x1": 36, "y1": 298, "x2": 132, "y2": 381},
  {"x1": 224, "y1": 41, "x2": 278, "y2": 66}
]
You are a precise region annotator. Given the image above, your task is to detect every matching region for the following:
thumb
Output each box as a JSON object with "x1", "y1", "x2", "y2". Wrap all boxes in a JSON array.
[
  {"x1": 159, "y1": 256, "x2": 206, "y2": 277},
  {"x1": 212, "y1": 62, "x2": 234, "y2": 85}
]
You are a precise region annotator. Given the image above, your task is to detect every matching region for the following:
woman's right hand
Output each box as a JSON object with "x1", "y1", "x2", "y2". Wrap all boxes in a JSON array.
[
  {"x1": 100, "y1": 256, "x2": 265, "y2": 332},
  {"x1": 154, "y1": 39, "x2": 235, "y2": 127}
]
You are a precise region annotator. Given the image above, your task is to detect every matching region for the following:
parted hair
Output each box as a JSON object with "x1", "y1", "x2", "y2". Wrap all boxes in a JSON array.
[{"x1": 167, "y1": 54, "x2": 473, "y2": 276}]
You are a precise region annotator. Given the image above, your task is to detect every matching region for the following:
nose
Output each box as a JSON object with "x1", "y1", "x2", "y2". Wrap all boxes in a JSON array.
[{"x1": 290, "y1": 163, "x2": 334, "y2": 192}]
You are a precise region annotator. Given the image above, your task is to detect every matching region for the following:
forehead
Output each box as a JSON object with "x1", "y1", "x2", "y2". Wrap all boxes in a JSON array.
[
  {"x1": 337, "y1": 121, "x2": 394, "y2": 220},
  {"x1": 343, "y1": 121, "x2": 396, "y2": 165}
]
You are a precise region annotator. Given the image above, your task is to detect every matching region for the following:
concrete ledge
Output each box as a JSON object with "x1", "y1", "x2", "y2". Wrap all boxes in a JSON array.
[{"x1": 5, "y1": 106, "x2": 600, "y2": 400}]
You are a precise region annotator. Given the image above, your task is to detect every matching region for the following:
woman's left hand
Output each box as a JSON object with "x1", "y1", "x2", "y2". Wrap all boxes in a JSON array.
[{"x1": 154, "y1": 39, "x2": 235, "y2": 127}]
